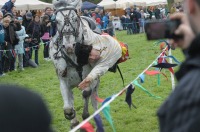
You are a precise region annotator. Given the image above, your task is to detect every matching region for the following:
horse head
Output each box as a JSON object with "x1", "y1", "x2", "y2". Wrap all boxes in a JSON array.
[{"x1": 53, "y1": 0, "x2": 83, "y2": 53}]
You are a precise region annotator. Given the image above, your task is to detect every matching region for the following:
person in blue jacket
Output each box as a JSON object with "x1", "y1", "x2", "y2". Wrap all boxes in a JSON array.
[{"x1": 1, "y1": 0, "x2": 16, "y2": 15}]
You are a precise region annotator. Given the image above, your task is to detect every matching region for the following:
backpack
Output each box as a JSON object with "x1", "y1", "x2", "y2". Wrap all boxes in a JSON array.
[{"x1": 0, "y1": 24, "x2": 4, "y2": 44}]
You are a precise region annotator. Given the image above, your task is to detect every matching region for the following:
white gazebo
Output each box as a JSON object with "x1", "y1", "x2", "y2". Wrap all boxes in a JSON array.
[
  {"x1": 0, "y1": 0, "x2": 53, "y2": 10},
  {"x1": 97, "y1": 0, "x2": 116, "y2": 9},
  {"x1": 146, "y1": 0, "x2": 168, "y2": 6}
]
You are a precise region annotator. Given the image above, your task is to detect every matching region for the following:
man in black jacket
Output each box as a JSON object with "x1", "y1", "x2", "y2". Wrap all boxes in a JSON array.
[{"x1": 157, "y1": 0, "x2": 200, "y2": 131}]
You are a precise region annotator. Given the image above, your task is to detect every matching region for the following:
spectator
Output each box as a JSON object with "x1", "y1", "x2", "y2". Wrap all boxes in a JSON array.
[
  {"x1": 102, "y1": 12, "x2": 109, "y2": 29},
  {"x1": 26, "y1": 15, "x2": 41, "y2": 65},
  {"x1": 91, "y1": 13, "x2": 96, "y2": 23},
  {"x1": 3, "y1": 15, "x2": 21, "y2": 72},
  {"x1": 157, "y1": 0, "x2": 200, "y2": 131},
  {"x1": 1, "y1": 0, "x2": 16, "y2": 15},
  {"x1": 94, "y1": 7, "x2": 101, "y2": 19},
  {"x1": 44, "y1": 7, "x2": 56, "y2": 37},
  {"x1": 41, "y1": 15, "x2": 51, "y2": 61},
  {"x1": 23, "y1": 35, "x2": 38, "y2": 68},
  {"x1": 11, "y1": 6, "x2": 17, "y2": 18},
  {"x1": 120, "y1": 15, "x2": 126, "y2": 30},
  {"x1": 96, "y1": 18, "x2": 101, "y2": 29},
  {"x1": 154, "y1": 6, "x2": 161, "y2": 19},
  {"x1": 83, "y1": 9, "x2": 91, "y2": 17},
  {"x1": 140, "y1": 10, "x2": 145, "y2": 33},
  {"x1": 0, "y1": 11, "x2": 5, "y2": 77},
  {"x1": 107, "y1": 16, "x2": 115, "y2": 37},
  {"x1": 136, "y1": 8, "x2": 141, "y2": 33},
  {"x1": 125, "y1": 14, "x2": 133, "y2": 35},
  {"x1": 15, "y1": 16, "x2": 26, "y2": 71},
  {"x1": 130, "y1": 8, "x2": 137, "y2": 33},
  {"x1": 0, "y1": 84, "x2": 53, "y2": 132},
  {"x1": 22, "y1": 12, "x2": 33, "y2": 30}
]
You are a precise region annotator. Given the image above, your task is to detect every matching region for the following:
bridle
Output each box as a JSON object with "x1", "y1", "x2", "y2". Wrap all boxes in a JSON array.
[
  {"x1": 55, "y1": 7, "x2": 81, "y2": 39},
  {"x1": 53, "y1": 7, "x2": 84, "y2": 80}
]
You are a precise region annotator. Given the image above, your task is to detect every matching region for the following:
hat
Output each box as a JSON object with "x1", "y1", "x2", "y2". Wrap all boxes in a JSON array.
[
  {"x1": 3, "y1": 12, "x2": 13, "y2": 18},
  {"x1": 0, "y1": 85, "x2": 53, "y2": 132},
  {"x1": 26, "y1": 12, "x2": 32, "y2": 19}
]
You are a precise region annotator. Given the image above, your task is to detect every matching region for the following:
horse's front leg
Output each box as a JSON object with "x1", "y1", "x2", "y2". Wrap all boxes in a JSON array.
[
  {"x1": 59, "y1": 77, "x2": 79, "y2": 128},
  {"x1": 82, "y1": 88, "x2": 92, "y2": 120},
  {"x1": 82, "y1": 78, "x2": 99, "y2": 120}
]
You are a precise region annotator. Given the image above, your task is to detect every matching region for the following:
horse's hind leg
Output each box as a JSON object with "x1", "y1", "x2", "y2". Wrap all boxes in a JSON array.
[
  {"x1": 82, "y1": 88, "x2": 92, "y2": 120},
  {"x1": 59, "y1": 78, "x2": 79, "y2": 128}
]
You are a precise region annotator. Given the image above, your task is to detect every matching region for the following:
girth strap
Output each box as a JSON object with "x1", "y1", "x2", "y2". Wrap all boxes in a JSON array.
[{"x1": 60, "y1": 47, "x2": 83, "y2": 81}]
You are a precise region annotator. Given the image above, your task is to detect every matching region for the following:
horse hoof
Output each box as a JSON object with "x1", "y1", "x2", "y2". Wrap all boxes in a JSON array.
[
  {"x1": 82, "y1": 112, "x2": 90, "y2": 120},
  {"x1": 70, "y1": 121, "x2": 79, "y2": 129},
  {"x1": 64, "y1": 108, "x2": 76, "y2": 120}
]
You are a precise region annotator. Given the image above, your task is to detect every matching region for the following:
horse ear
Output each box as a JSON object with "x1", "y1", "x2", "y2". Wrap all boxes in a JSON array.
[
  {"x1": 52, "y1": 0, "x2": 67, "y2": 10},
  {"x1": 69, "y1": 0, "x2": 82, "y2": 10}
]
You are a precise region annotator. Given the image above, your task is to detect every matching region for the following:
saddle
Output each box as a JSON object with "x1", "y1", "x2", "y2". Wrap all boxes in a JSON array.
[{"x1": 80, "y1": 16, "x2": 102, "y2": 35}]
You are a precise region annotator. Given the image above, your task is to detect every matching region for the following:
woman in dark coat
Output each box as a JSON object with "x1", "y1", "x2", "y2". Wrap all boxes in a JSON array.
[{"x1": 26, "y1": 15, "x2": 41, "y2": 65}]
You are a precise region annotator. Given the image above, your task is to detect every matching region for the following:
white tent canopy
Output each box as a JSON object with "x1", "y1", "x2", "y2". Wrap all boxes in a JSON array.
[
  {"x1": 0, "y1": 0, "x2": 53, "y2": 10},
  {"x1": 146, "y1": 0, "x2": 168, "y2": 6},
  {"x1": 98, "y1": 0, "x2": 168, "y2": 10},
  {"x1": 97, "y1": 0, "x2": 116, "y2": 9},
  {"x1": 116, "y1": 0, "x2": 133, "y2": 9}
]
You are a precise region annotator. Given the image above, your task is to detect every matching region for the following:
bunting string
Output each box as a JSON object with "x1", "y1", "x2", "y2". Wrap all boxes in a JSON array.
[
  {"x1": 70, "y1": 46, "x2": 169, "y2": 132},
  {"x1": 0, "y1": 41, "x2": 50, "y2": 52}
]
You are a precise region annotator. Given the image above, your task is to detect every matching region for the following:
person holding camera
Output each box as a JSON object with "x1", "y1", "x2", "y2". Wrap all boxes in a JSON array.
[
  {"x1": 2, "y1": 13, "x2": 21, "y2": 72},
  {"x1": 157, "y1": 0, "x2": 200, "y2": 131}
]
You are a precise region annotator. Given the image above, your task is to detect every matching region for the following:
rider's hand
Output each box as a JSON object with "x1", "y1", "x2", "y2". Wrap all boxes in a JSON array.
[
  {"x1": 170, "y1": 13, "x2": 195, "y2": 50},
  {"x1": 78, "y1": 77, "x2": 91, "y2": 90}
]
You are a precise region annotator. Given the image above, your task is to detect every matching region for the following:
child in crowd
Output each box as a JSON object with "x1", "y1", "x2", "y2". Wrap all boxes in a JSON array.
[
  {"x1": 96, "y1": 17, "x2": 101, "y2": 29},
  {"x1": 15, "y1": 16, "x2": 26, "y2": 71}
]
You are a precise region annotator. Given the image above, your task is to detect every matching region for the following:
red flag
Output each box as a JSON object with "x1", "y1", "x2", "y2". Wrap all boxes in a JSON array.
[{"x1": 80, "y1": 122, "x2": 94, "y2": 132}]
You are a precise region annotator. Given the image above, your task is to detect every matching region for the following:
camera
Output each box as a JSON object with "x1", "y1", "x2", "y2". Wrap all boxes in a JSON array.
[{"x1": 145, "y1": 19, "x2": 182, "y2": 40}]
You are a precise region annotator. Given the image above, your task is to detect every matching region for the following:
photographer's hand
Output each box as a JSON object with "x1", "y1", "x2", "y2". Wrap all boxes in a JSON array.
[{"x1": 170, "y1": 13, "x2": 195, "y2": 49}]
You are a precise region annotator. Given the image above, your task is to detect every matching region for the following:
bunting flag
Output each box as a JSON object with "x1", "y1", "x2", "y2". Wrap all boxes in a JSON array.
[
  {"x1": 133, "y1": 80, "x2": 161, "y2": 99},
  {"x1": 162, "y1": 55, "x2": 181, "y2": 64},
  {"x1": 94, "y1": 94, "x2": 104, "y2": 103},
  {"x1": 152, "y1": 63, "x2": 178, "y2": 69},
  {"x1": 80, "y1": 122, "x2": 94, "y2": 132},
  {"x1": 157, "y1": 74, "x2": 161, "y2": 86},
  {"x1": 125, "y1": 84, "x2": 137, "y2": 109},
  {"x1": 94, "y1": 114, "x2": 104, "y2": 132},
  {"x1": 139, "y1": 74, "x2": 145, "y2": 83},
  {"x1": 145, "y1": 70, "x2": 168, "y2": 80},
  {"x1": 102, "y1": 96, "x2": 116, "y2": 132}
]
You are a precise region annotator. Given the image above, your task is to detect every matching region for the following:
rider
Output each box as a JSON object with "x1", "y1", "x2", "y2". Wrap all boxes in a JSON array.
[{"x1": 76, "y1": 32, "x2": 122, "y2": 90}]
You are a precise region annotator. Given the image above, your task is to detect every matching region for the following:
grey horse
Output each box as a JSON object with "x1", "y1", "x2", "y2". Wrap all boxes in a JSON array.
[{"x1": 50, "y1": 0, "x2": 100, "y2": 129}]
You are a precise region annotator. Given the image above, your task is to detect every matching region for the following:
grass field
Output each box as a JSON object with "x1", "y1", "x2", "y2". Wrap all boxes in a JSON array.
[{"x1": 0, "y1": 31, "x2": 185, "y2": 132}]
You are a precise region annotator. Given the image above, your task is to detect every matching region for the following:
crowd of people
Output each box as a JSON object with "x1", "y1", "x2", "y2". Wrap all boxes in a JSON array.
[{"x1": 0, "y1": 0, "x2": 56, "y2": 77}]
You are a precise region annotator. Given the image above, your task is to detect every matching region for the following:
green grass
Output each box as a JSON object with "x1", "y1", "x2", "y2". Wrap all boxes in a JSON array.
[{"x1": 0, "y1": 31, "x2": 185, "y2": 132}]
